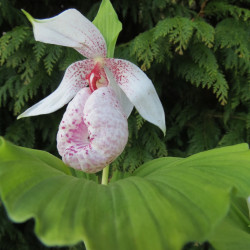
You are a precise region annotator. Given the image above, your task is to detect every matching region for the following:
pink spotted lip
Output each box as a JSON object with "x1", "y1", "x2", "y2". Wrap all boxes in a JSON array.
[{"x1": 57, "y1": 87, "x2": 128, "y2": 173}]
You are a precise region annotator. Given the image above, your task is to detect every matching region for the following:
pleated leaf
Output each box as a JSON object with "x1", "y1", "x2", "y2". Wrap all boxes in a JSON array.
[
  {"x1": 93, "y1": 0, "x2": 122, "y2": 58},
  {"x1": 209, "y1": 196, "x2": 250, "y2": 250},
  {"x1": 0, "y1": 137, "x2": 250, "y2": 250}
]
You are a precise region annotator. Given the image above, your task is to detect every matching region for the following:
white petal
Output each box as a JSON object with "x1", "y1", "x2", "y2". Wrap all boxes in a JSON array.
[
  {"x1": 105, "y1": 59, "x2": 166, "y2": 134},
  {"x1": 26, "y1": 9, "x2": 107, "y2": 58},
  {"x1": 18, "y1": 60, "x2": 94, "y2": 119},
  {"x1": 104, "y1": 66, "x2": 134, "y2": 118}
]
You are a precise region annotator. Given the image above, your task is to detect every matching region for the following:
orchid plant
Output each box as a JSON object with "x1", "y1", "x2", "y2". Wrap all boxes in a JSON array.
[
  {"x1": 20, "y1": 7, "x2": 165, "y2": 176},
  {"x1": 1, "y1": 1, "x2": 250, "y2": 249}
]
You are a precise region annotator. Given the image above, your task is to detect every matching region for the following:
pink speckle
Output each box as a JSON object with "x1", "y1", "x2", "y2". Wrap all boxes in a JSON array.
[{"x1": 57, "y1": 87, "x2": 128, "y2": 173}]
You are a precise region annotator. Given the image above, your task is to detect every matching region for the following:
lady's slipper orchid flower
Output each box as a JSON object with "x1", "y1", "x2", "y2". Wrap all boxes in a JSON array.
[
  {"x1": 19, "y1": 9, "x2": 166, "y2": 173},
  {"x1": 57, "y1": 87, "x2": 128, "y2": 173}
]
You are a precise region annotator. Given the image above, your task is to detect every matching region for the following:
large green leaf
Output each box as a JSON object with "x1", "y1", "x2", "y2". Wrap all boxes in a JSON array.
[
  {"x1": 0, "y1": 137, "x2": 250, "y2": 250},
  {"x1": 93, "y1": 0, "x2": 122, "y2": 57},
  {"x1": 209, "y1": 196, "x2": 250, "y2": 250}
]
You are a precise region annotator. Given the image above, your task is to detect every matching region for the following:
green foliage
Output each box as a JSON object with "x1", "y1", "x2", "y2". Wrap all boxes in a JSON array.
[
  {"x1": 193, "y1": 19, "x2": 215, "y2": 48},
  {"x1": 154, "y1": 17, "x2": 195, "y2": 54},
  {"x1": 115, "y1": 0, "x2": 250, "y2": 159},
  {"x1": 206, "y1": 1, "x2": 250, "y2": 21},
  {"x1": 93, "y1": 0, "x2": 122, "y2": 58},
  {"x1": 1, "y1": 202, "x2": 85, "y2": 250},
  {"x1": 130, "y1": 29, "x2": 169, "y2": 71},
  {"x1": 209, "y1": 196, "x2": 250, "y2": 249},
  {"x1": 1, "y1": 138, "x2": 250, "y2": 249},
  {"x1": 0, "y1": 0, "x2": 250, "y2": 248}
]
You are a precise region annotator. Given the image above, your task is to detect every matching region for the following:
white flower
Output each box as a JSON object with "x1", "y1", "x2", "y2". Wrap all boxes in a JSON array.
[{"x1": 19, "y1": 9, "x2": 166, "y2": 172}]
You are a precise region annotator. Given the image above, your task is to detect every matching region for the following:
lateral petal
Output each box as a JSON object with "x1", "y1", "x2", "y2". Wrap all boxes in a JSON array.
[
  {"x1": 18, "y1": 60, "x2": 94, "y2": 119},
  {"x1": 23, "y1": 9, "x2": 107, "y2": 58},
  {"x1": 57, "y1": 87, "x2": 128, "y2": 173},
  {"x1": 105, "y1": 58, "x2": 166, "y2": 134},
  {"x1": 104, "y1": 66, "x2": 134, "y2": 118}
]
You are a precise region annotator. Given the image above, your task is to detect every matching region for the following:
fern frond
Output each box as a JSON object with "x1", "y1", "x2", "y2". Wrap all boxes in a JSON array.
[
  {"x1": 187, "y1": 116, "x2": 221, "y2": 155},
  {"x1": 123, "y1": 144, "x2": 148, "y2": 172},
  {"x1": 135, "y1": 111, "x2": 145, "y2": 132},
  {"x1": 5, "y1": 119, "x2": 35, "y2": 148},
  {"x1": 215, "y1": 18, "x2": 250, "y2": 60},
  {"x1": 14, "y1": 78, "x2": 40, "y2": 115},
  {"x1": 33, "y1": 42, "x2": 47, "y2": 62},
  {"x1": 5, "y1": 48, "x2": 27, "y2": 68},
  {"x1": 189, "y1": 43, "x2": 218, "y2": 78},
  {"x1": 218, "y1": 119, "x2": 246, "y2": 146},
  {"x1": 143, "y1": 126, "x2": 167, "y2": 157},
  {"x1": 17, "y1": 53, "x2": 38, "y2": 85},
  {"x1": 0, "y1": 0, "x2": 26, "y2": 26},
  {"x1": 154, "y1": 17, "x2": 194, "y2": 54},
  {"x1": 43, "y1": 45, "x2": 63, "y2": 75},
  {"x1": 0, "y1": 26, "x2": 31, "y2": 65},
  {"x1": 193, "y1": 19, "x2": 215, "y2": 48},
  {"x1": 212, "y1": 72, "x2": 228, "y2": 105},
  {"x1": 206, "y1": 1, "x2": 250, "y2": 21},
  {"x1": 175, "y1": 54, "x2": 228, "y2": 104},
  {"x1": 0, "y1": 74, "x2": 17, "y2": 107},
  {"x1": 130, "y1": 29, "x2": 162, "y2": 70}
]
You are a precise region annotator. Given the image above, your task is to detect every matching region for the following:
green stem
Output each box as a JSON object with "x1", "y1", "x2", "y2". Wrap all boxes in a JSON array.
[{"x1": 101, "y1": 165, "x2": 110, "y2": 185}]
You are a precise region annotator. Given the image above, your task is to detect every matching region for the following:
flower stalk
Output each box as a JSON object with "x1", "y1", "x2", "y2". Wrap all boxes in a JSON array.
[{"x1": 101, "y1": 165, "x2": 110, "y2": 185}]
